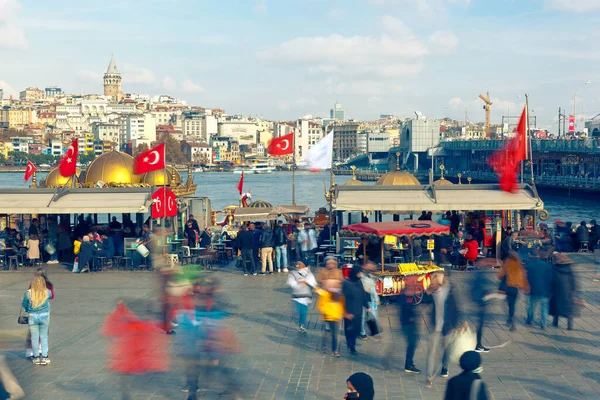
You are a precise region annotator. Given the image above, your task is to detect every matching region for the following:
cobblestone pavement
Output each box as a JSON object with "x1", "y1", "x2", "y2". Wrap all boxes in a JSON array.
[{"x1": 1, "y1": 254, "x2": 599, "y2": 400}]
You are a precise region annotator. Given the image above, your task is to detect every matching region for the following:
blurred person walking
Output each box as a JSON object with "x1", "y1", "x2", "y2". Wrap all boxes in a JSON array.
[
  {"x1": 525, "y1": 250, "x2": 553, "y2": 329},
  {"x1": 396, "y1": 277, "x2": 422, "y2": 374},
  {"x1": 470, "y1": 270, "x2": 495, "y2": 353},
  {"x1": 316, "y1": 262, "x2": 344, "y2": 356},
  {"x1": 498, "y1": 251, "x2": 530, "y2": 332},
  {"x1": 237, "y1": 225, "x2": 256, "y2": 276},
  {"x1": 287, "y1": 261, "x2": 316, "y2": 333},
  {"x1": 359, "y1": 261, "x2": 379, "y2": 341},
  {"x1": 342, "y1": 266, "x2": 369, "y2": 355},
  {"x1": 550, "y1": 254, "x2": 578, "y2": 330},
  {"x1": 21, "y1": 276, "x2": 53, "y2": 365}
]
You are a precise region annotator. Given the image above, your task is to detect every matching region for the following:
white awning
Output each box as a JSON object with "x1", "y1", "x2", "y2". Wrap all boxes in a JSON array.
[
  {"x1": 335, "y1": 184, "x2": 543, "y2": 213},
  {"x1": 234, "y1": 207, "x2": 277, "y2": 221},
  {"x1": 0, "y1": 188, "x2": 154, "y2": 214}
]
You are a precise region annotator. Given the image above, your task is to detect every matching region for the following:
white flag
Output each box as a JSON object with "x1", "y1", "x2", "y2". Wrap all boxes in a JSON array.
[{"x1": 304, "y1": 130, "x2": 333, "y2": 170}]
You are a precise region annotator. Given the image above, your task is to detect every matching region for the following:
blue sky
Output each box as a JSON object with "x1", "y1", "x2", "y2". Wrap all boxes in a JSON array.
[{"x1": 1, "y1": 0, "x2": 599, "y2": 131}]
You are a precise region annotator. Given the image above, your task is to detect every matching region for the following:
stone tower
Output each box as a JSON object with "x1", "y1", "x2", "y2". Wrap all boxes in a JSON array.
[{"x1": 103, "y1": 54, "x2": 123, "y2": 102}]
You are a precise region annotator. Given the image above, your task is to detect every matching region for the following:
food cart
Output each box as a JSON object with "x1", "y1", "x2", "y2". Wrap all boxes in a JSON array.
[{"x1": 339, "y1": 221, "x2": 448, "y2": 304}]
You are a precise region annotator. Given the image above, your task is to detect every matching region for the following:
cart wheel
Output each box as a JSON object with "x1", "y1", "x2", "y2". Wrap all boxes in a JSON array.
[{"x1": 412, "y1": 289, "x2": 423, "y2": 305}]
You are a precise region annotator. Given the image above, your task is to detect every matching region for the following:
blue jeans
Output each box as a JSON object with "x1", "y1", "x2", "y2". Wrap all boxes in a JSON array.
[
  {"x1": 295, "y1": 301, "x2": 308, "y2": 326},
  {"x1": 50, "y1": 239, "x2": 58, "y2": 262},
  {"x1": 28, "y1": 312, "x2": 50, "y2": 357},
  {"x1": 527, "y1": 295, "x2": 549, "y2": 328},
  {"x1": 275, "y1": 246, "x2": 288, "y2": 269}
]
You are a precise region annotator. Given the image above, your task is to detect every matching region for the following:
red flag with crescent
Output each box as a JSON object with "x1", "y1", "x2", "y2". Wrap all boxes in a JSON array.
[
  {"x1": 59, "y1": 138, "x2": 79, "y2": 177},
  {"x1": 151, "y1": 187, "x2": 177, "y2": 218},
  {"x1": 24, "y1": 160, "x2": 37, "y2": 182},
  {"x1": 268, "y1": 133, "x2": 294, "y2": 156},
  {"x1": 135, "y1": 143, "x2": 166, "y2": 174}
]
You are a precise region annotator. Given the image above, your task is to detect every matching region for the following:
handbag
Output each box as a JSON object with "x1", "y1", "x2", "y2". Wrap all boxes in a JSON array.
[
  {"x1": 17, "y1": 306, "x2": 28, "y2": 325},
  {"x1": 44, "y1": 243, "x2": 56, "y2": 255},
  {"x1": 365, "y1": 312, "x2": 382, "y2": 336}
]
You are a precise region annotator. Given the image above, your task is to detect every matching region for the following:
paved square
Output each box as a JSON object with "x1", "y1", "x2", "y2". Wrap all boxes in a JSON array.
[{"x1": 1, "y1": 254, "x2": 599, "y2": 400}]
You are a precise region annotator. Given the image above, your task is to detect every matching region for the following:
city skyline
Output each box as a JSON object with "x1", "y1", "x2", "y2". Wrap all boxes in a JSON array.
[{"x1": 1, "y1": 0, "x2": 599, "y2": 131}]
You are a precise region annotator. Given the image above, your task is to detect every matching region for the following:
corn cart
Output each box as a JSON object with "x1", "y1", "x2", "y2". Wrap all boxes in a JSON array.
[{"x1": 339, "y1": 221, "x2": 449, "y2": 305}]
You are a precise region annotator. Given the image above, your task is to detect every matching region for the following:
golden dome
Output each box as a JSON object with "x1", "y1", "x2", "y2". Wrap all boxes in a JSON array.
[
  {"x1": 344, "y1": 176, "x2": 365, "y2": 186},
  {"x1": 376, "y1": 171, "x2": 420, "y2": 186},
  {"x1": 84, "y1": 151, "x2": 142, "y2": 185},
  {"x1": 43, "y1": 167, "x2": 81, "y2": 188},
  {"x1": 434, "y1": 178, "x2": 453, "y2": 185},
  {"x1": 249, "y1": 200, "x2": 272, "y2": 208},
  {"x1": 142, "y1": 166, "x2": 181, "y2": 186}
]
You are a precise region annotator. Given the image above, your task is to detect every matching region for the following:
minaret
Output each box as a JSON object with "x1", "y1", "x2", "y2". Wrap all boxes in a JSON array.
[{"x1": 103, "y1": 53, "x2": 123, "y2": 102}]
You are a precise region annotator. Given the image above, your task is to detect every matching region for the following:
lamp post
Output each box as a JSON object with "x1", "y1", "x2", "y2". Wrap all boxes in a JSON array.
[{"x1": 574, "y1": 81, "x2": 591, "y2": 132}]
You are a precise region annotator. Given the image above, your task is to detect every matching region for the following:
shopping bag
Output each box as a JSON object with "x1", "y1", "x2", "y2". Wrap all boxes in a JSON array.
[
  {"x1": 72, "y1": 257, "x2": 79, "y2": 273},
  {"x1": 366, "y1": 312, "x2": 382, "y2": 336},
  {"x1": 446, "y1": 325, "x2": 477, "y2": 365},
  {"x1": 44, "y1": 243, "x2": 56, "y2": 255}
]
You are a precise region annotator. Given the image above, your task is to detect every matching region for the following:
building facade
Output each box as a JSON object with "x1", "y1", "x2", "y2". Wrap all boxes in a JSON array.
[
  {"x1": 126, "y1": 114, "x2": 156, "y2": 142},
  {"x1": 19, "y1": 87, "x2": 45, "y2": 102},
  {"x1": 218, "y1": 121, "x2": 258, "y2": 146},
  {"x1": 332, "y1": 122, "x2": 362, "y2": 161},
  {"x1": 295, "y1": 118, "x2": 323, "y2": 159},
  {"x1": 45, "y1": 87, "x2": 62, "y2": 98},
  {"x1": 330, "y1": 103, "x2": 345, "y2": 120}
]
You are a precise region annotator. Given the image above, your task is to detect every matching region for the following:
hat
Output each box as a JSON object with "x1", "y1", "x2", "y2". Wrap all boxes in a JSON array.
[
  {"x1": 552, "y1": 253, "x2": 573, "y2": 265},
  {"x1": 347, "y1": 372, "x2": 374, "y2": 400},
  {"x1": 459, "y1": 351, "x2": 482, "y2": 372}
]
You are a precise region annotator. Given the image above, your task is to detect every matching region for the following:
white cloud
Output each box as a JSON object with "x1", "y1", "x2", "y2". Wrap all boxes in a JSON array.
[
  {"x1": 180, "y1": 79, "x2": 204, "y2": 93},
  {"x1": 0, "y1": 80, "x2": 18, "y2": 98},
  {"x1": 163, "y1": 76, "x2": 176, "y2": 91},
  {"x1": 122, "y1": 63, "x2": 157, "y2": 85},
  {"x1": 77, "y1": 69, "x2": 103, "y2": 83},
  {"x1": 254, "y1": 0, "x2": 268, "y2": 14},
  {"x1": 381, "y1": 16, "x2": 412, "y2": 36},
  {"x1": 546, "y1": 0, "x2": 600, "y2": 12},
  {"x1": 0, "y1": 0, "x2": 27, "y2": 49},
  {"x1": 428, "y1": 31, "x2": 459, "y2": 54},
  {"x1": 448, "y1": 97, "x2": 464, "y2": 107}
]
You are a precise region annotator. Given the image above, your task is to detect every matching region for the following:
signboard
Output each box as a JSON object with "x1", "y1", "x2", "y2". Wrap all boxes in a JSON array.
[
  {"x1": 426, "y1": 239, "x2": 435, "y2": 250},
  {"x1": 568, "y1": 115, "x2": 575, "y2": 132}
]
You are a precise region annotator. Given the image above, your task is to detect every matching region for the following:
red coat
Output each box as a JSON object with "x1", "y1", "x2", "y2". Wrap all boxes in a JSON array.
[{"x1": 462, "y1": 240, "x2": 479, "y2": 261}]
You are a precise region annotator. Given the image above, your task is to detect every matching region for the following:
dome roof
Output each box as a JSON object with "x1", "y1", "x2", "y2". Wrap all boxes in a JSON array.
[
  {"x1": 248, "y1": 200, "x2": 272, "y2": 208},
  {"x1": 433, "y1": 178, "x2": 453, "y2": 185},
  {"x1": 85, "y1": 151, "x2": 142, "y2": 185},
  {"x1": 376, "y1": 170, "x2": 420, "y2": 186},
  {"x1": 142, "y1": 166, "x2": 181, "y2": 186},
  {"x1": 43, "y1": 167, "x2": 81, "y2": 188},
  {"x1": 344, "y1": 176, "x2": 365, "y2": 186}
]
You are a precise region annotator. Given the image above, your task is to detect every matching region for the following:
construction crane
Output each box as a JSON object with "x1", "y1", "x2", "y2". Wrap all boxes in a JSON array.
[{"x1": 478, "y1": 91, "x2": 492, "y2": 138}]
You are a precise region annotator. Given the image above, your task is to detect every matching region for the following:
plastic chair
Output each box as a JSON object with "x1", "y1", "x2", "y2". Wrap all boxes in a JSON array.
[
  {"x1": 8, "y1": 256, "x2": 19, "y2": 270},
  {"x1": 579, "y1": 241, "x2": 590, "y2": 253}
]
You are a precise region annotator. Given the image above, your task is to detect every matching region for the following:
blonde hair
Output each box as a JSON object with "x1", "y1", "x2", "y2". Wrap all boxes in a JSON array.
[{"x1": 30, "y1": 276, "x2": 48, "y2": 309}]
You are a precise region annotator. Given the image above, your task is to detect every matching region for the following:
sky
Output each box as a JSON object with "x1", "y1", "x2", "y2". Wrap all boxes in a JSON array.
[{"x1": 1, "y1": 0, "x2": 600, "y2": 132}]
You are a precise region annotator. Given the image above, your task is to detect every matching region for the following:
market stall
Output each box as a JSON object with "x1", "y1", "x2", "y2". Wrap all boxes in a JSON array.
[{"x1": 340, "y1": 221, "x2": 447, "y2": 303}]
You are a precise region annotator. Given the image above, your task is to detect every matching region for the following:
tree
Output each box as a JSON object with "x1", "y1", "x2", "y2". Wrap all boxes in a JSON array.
[
  {"x1": 8, "y1": 151, "x2": 28, "y2": 165},
  {"x1": 158, "y1": 135, "x2": 188, "y2": 164},
  {"x1": 79, "y1": 152, "x2": 97, "y2": 165},
  {"x1": 133, "y1": 143, "x2": 149, "y2": 157},
  {"x1": 193, "y1": 152, "x2": 209, "y2": 166}
]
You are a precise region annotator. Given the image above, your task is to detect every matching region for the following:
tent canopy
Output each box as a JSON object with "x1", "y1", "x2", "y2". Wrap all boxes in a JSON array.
[
  {"x1": 271, "y1": 205, "x2": 309, "y2": 215},
  {"x1": 234, "y1": 207, "x2": 277, "y2": 222},
  {"x1": 0, "y1": 188, "x2": 154, "y2": 215},
  {"x1": 335, "y1": 183, "x2": 543, "y2": 212},
  {"x1": 340, "y1": 221, "x2": 450, "y2": 238}
]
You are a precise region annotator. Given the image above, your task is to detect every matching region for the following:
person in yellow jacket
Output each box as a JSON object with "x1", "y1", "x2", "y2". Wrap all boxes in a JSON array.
[
  {"x1": 316, "y1": 279, "x2": 344, "y2": 357},
  {"x1": 73, "y1": 238, "x2": 82, "y2": 255}
]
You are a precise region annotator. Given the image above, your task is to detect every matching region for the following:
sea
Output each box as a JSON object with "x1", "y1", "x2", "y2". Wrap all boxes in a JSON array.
[{"x1": 2, "y1": 171, "x2": 599, "y2": 224}]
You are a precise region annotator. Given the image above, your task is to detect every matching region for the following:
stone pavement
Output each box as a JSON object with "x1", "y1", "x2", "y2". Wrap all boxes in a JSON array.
[{"x1": 0, "y1": 255, "x2": 599, "y2": 400}]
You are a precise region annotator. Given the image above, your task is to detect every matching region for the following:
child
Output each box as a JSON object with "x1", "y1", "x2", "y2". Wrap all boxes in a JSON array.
[
  {"x1": 444, "y1": 351, "x2": 490, "y2": 400},
  {"x1": 286, "y1": 261, "x2": 316, "y2": 333},
  {"x1": 27, "y1": 235, "x2": 40, "y2": 265}
]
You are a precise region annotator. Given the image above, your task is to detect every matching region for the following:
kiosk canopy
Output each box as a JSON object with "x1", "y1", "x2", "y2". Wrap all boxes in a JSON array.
[{"x1": 340, "y1": 221, "x2": 450, "y2": 238}]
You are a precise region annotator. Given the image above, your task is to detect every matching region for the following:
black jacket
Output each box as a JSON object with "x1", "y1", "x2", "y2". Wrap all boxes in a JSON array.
[
  {"x1": 342, "y1": 279, "x2": 369, "y2": 335},
  {"x1": 274, "y1": 226, "x2": 287, "y2": 246},
  {"x1": 237, "y1": 230, "x2": 254, "y2": 251},
  {"x1": 78, "y1": 241, "x2": 96, "y2": 268},
  {"x1": 444, "y1": 372, "x2": 489, "y2": 400},
  {"x1": 398, "y1": 294, "x2": 418, "y2": 326},
  {"x1": 261, "y1": 227, "x2": 275, "y2": 248},
  {"x1": 576, "y1": 225, "x2": 589, "y2": 242},
  {"x1": 550, "y1": 263, "x2": 577, "y2": 318}
]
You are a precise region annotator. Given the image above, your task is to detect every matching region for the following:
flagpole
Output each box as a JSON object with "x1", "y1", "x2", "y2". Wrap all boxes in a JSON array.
[{"x1": 292, "y1": 128, "x2": 296, "y2": 206}]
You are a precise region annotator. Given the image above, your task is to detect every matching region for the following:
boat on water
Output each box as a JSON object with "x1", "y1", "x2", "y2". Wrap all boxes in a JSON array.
[{"x1": 233, "y1": 162, "x2": 275, "y2": 174}]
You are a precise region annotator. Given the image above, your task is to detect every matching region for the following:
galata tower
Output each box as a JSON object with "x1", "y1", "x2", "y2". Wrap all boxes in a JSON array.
[{"x1": 103, "y1": 54, "x2": 123, "y2": 102}]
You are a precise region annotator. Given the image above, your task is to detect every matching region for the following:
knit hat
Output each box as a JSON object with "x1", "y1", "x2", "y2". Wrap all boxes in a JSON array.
[
  {"x1": 459, "y1": 351, "x2": 482, "y2": 372},
  {"x1": 347, "y1": 372, "x2": 374, "y2": 400}
]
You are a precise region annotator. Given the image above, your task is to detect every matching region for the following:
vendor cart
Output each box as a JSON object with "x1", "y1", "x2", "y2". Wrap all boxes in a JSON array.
[{"x1": 340, "y1": 221, "x2": 448, "y2": 304}]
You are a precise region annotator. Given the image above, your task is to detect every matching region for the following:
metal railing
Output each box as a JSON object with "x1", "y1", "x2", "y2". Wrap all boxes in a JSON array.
[{"x1": 441, "y1": 139, "x2": 600, "y2": 153}]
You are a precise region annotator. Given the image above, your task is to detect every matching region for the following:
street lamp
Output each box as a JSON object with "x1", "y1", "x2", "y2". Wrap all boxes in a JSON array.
[{"x1": 574, "y1": 80, "x2": 591, "y2": 131}]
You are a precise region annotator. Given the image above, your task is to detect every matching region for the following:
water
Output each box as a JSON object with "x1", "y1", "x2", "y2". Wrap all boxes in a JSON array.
[{"x1": 3, "y1": 172, "x2": 598, "y2": 224}]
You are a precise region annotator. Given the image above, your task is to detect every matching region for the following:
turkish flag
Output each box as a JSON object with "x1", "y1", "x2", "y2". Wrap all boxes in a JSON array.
[
  {"x1": 237, "y1": 171, "x2": 244, "y2": 195},
  {"x1": 268, "y1": 133, "x2": 294, "y2": 156},
  {"x1": 151, "y1": 187, "x2": 177, "y2": 218},
  {"x1": 59, "y1": 138, "x2": 79, "y2": 177},
  {"x1": 24, "y1": 160, "x2": 37, "y2": 182},
  {"x1": 488, "y1": 106, "x2": 528, "y2": 193},
  {"x1": 134, "y1": 143, "x2": 166, "y2": 174}
]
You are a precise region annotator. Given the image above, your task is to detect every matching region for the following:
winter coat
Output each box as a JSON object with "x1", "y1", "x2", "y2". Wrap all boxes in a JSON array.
[
  {"x1": 444, "y1": 372, "x2": 490, "y2": 400},
  {"x1": 342, "y1": 279, "x2": 369, "y2": 335},
  {"x1": 317, "y1": 267, "x2": 344, "y2": 285},
  {"x1": 237, "y1": 230, "x2": 254, "y2": 251},
  {"x1": 78, "y1": 241, "x2": 96, "y2": 269},
  {"x1": 27, "y1": 239, "x2": 40, "y2": 260},
  {"x1": 315, "y1": 288, "x2": 344, "y2": 322},
  {"x1": 525, "y1": 259, "x2": 553, "y2": 298},
  {"x1": 260, "y1": 227, "x2": 275, "y2": 248},
  {"x1": 576, "y1": 225, "x2": 589, "y2": 242},
  {"x1": 498, "y1": 259, "x2": 530, "y2": 291},
  {"x1": 287, "y1": 269, "x2": 317, "y2": 305},
  {"x1": 550, "y1": 263, "x2": 577, "y2": 318},
  {"x1": 274, "y1": 226, "x2": 288, "y2": 247},
  {"x1": 462, "y1": 239, "x2": 479, "y2": 262},
  {"x1": 253, "y1": 228, "x2": 263, "y2": 248}
]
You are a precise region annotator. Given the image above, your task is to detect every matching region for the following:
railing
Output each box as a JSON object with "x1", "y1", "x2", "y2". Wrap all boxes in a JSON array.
[
  {"x1": 441, "y1": 139, "x2": 600, "y2": 153},
  {"x1": 444, "y1": 170, "x2": 600, "y2": 191}
]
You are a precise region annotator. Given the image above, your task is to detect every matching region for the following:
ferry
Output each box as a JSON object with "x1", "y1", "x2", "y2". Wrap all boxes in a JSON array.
[{"x1": 233, "y1": 162, "x2": 275, "y2": 174}]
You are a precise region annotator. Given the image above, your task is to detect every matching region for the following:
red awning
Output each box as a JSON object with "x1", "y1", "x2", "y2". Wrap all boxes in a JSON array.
[{"x1": 340, "y1": 221, "x2": 450, "y2": 238}]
